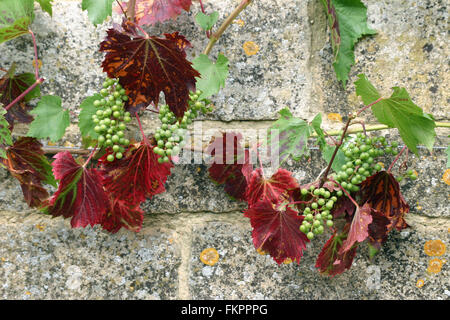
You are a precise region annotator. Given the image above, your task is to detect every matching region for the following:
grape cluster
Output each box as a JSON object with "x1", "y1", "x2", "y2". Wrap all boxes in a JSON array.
[
  {"x1": 299, "y1": 185, "x2": 343, "y2": 240},
  {"x1": 92, "y1": 77, "x2": 131, "y2": 162},
  {"x1": 330, "y1": 133, "x2": 399, "y2": 192},
  {"x1": 153, "y1": 90, "x2": 213, "y2": 164},
  {"x1": 396, "y1": 169, "x2": 418, "y2": 182}
]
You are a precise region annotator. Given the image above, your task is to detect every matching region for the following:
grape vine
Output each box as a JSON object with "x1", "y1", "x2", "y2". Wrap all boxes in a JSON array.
[{"x1": 0, "y1": 0, "x2": 448, "y2": 279}]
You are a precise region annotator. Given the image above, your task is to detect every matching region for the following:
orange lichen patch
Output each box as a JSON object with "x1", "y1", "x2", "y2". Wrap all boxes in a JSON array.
[
  {"x1": 377, "y1": 162, "x2": 385, "y2": 169},
  {"x1": 327, "y1": 113, "x2": 343, "y2": 122},
  {"x1": 63, "y1": 141, "x2": 75, "y2": 148},
  {"x1": 0, "y1": 257, "x2": 5, "y2": 262},
  {"x1": 200, "y1": 248, "x2": 220, "y2": 266},
  {"x1": 35, "y1": 224, "x2": 45, "y2": 231},
  {"x1": 243, "y1": 41, "x2": 259, "y2": 56},
  {"x1": 168, "y1": 238, "x2": 174, "y2": 244},
  {"x1": 25, "y1": 291, "x2": 31, "y2": 295},
  {"x1": 197, "y1": 167, "x2": 202, "y2": 173},
  {"x1": 283, "y1": 258, "x2": 293, "y2": 264},
  {"x1": 443, "y1": 169, "x2": 450, "y2": 185},
  {"x1": 427, "y1": 258, "x2": 443, "y2": 274},
  {"x1": 256, "y1": 248, "x2": 268, "y2": 255},
  {"x1": 47, "y1": 141, "x2": 57, "y2": 146},
  {"x1": 32, "y1": 59, "x2": 42, "y2": 70},
  {"x1": 424, "y1": 240, "x2": 446, "y2": 257},
  {"x1": 415, "y1": 279, "x2": 425, "y2": 288},
  {"x1": 233, "y1": 19, "x2": 245, "y2": 27}
]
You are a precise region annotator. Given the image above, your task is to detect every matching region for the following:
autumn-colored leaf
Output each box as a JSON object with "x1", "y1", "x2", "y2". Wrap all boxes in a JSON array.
[
  {"x1": 246, "y1": 168, "x2": 299, "y2": 207},
  {"x1": 44, "y1": 152, "x2": 109, "y2": 228},
  {"x1": 0, "y1": 66, "x2": 41, "y2": 128},
  {"x1": 207, "y1": 132, "x2": 252, "y2": 201},
  {"x1": 100, "y1": 140, "x2": 173, "y2": 205},
  {"x1": 244, "y1": 200, "x2": 309, "y2": 265},
  {"x1": 315, "y1": 227, "x2": 358, "y2": 277},
  {"x1": 331, "y1": 193, "x2": 355, "y2": 219},
  {"x1": 100, "y1": 21, "x2": 199, "y2": 118},
  {"x1": 367, "y1": 209, "x2": 390, "y2": 250},
  {"x1": 118, "y1": 0, "x2": 192, "y2": 26},
  {"x1": 339, "y1": 203, "x2": 373, "y2": 253},
  {"x1": 3, "y1": 137, "x2": 55, "y2": 207},
  {"x1": 360, "y1": 171, "x2": 409, "y2": 231},
  {"x1": 102, "y1": 199, "x2": 144, "y2": 233}
]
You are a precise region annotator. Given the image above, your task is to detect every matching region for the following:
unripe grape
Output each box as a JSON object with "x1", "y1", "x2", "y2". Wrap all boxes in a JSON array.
[
  {"x1": 115, "y1": 152, "x2": 123, "y2": 160},
  {"x1": 307, "y1": 232, "x2": 314, "y2": 240},
  {"x1": 107, "y1": 154, "x2": 114, "y2": 162}
]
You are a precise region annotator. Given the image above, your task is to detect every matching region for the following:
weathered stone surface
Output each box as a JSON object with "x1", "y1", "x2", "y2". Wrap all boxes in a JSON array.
[
  {"x1": 188, "y1": 214, "x2": 449, "y2": 300},
  {"x1": 0, "y1": 210, "x2": 181, "y2": 299},
  {"x1": 0, "y1": 0, "x2": 448, "y2": 300},
  {"x1": 309, "y1": 0, "x2": 450, "y2": 121}
]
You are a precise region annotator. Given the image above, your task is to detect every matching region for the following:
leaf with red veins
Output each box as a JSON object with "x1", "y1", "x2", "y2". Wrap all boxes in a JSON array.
[
  {"x1": 246, "y1": 168, "x2": 299, "y2": 207},
  {"x1": 117, "y1": 0, "x2": 192, "y2": 26},
  {"x1": 45, "y1": 152, "x2": 109, "y2": 228},
  {"x1": 0, "y1": 68, "x2": 41, "y2": 129},
  {"x1": 3, "y1": 137, "x2": 55, "y2": 207},
  {"x1": 332, "y1": 194, "x2": 356, "y2": 219},
  {"x1": 100, "y1": 21, "x2": 199, "y2": 118},
  {"x1": 244, "y1": 200, "x2": 309, "y2": 265},
  {"x1": 339, "y1": 203, "x2": 373, "y2": 253},
  {"x1": 315, "y1": 228, "x2": 358, "y2": 277},
  {"x1": 102, "y1": 199, "x2": 144, "y2": 233},
  {"x1": 360, "y1": 171, "x2": 409, "y2": 231},
  {"x1": 207, "y1": 132, "x2": 253, "y2": 201},
  {"x1": 100, "y1": 141, "x2": 173, "y2": 205},
  {"x1": 368, "y1": 209, "x2": 390, "y2": 250}
]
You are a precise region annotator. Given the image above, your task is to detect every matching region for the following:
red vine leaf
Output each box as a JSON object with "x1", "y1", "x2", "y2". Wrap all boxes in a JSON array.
[
  {"x1": 315, "y1": 227, "x2": 358, "y2": 277},
  {"x1": 44, "y1": 152, "x2": 109, "y2": 228},
  {"x1": 0, "y1": 67, "x2": 40, "y2": 129},
  {"x1": 246, "y1": 168, "x2": 299, "y2": 207},
  {"x1": 100, "y1": 21, "x2": 199, "y2": 118},
  {"x1": 3, "y1": 137, "x2": 55, "y2": 207},
  {"x1": 244, "y1": 200, "x2": 309, "y2": 265},
  {"x1": 332, "y1": 194, "x2": 356, "y2": 219},
  {"x1": 135, "y1": 0, "x2": 192, "y2": 25},
  {"x1": 207, "y1": 132, "x2": 252, "y2": 201},
  {"x1": 100, "y1": 140, "x2": 173, "y2": 205},
  {"x1": 360, "y1": 171, "x2": 409, "y2": 231},
  {"x1": 339, "y1": 203, "x2": 373, "y2": 253},
  {"x1": 367, "y1": 209, "x2": 390, "y2": 250},
  {"x1": 102, "y1": 199, "x2": 144, "y2": 233}
]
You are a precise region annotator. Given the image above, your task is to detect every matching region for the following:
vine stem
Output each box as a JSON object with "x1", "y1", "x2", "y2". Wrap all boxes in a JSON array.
[
  {"x1": 127, "y1": 0, "x2": 136, "y2": 22},
  {"x1": 135, "y1": 112, "x2": 149, "y2": 145},
  {"x1": 319, "y1": 113, "x2": 354, "y2": 187},
  {"x1": 387, "y1": 145, "x2": 407, "y2": 173},
  {"x1": 29, "y1": 29, "x2": 40, "y2": 80},
  {"x1": 198, "y1": 0, "x2": 211, "y2": 38},
  {"x1": 83, "y1": 145, "x2": 98, "y2": 168},
  {"x1": 203, "y1": 0, "x2": 253, "y2": 55},
  {"x1": 329, "y1": 178, "x2": 359, "y2": 208},
  {"x1": 116, "y1": 0, "x2": 128, "y2": 19},
  {"x1": 356, "y1": 97, "x2": 383, "y2": 117},
  {"x1": 4, "y1": 78, "x2": 44, "y2": 111}
]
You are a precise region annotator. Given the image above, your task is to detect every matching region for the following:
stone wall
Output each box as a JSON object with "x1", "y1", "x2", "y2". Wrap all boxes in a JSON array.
[{"x1": 0, "y1": 0, "x2": 449, "y2": 299}]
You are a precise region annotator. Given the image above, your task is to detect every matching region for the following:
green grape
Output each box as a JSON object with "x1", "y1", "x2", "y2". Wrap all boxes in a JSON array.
[
  {"x1": 307, "y1": 232, "x2": 314, "y2": 240},
  {"x1": 115, "y1": 152, "x2": 123, "y2": 160},
  {"x1": 326, "y1": 220, "x2": 334, "y2": 227},
  {"x1": 107, "y1": 154, "x2": 114, "y2": 162}
]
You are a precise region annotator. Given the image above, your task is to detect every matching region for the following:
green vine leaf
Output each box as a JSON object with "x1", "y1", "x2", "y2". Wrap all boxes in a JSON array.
[
  {"x1": 78, "y1": 93, "x2": 101, "y2": 141},
  {"x1": 35, "y1": 0, "x2": 53, "y2": 16},
  {"x1": 0, "y1": 0, "x2": 35, "y2": 44},
  {"x1": 355, "y1": 74, "x2": 436, "y2": 155},
  {"x1": 195, "y1": 11, "x2": 219, "y2": 31},
  {"x1": 311, "y1": 113, "x2": 346, "y2": 171},
  {"x1": 192, "y1": 53, "x2": 229, "y2": 100},
  {"x1": 0, "y1": 106, "x2": 12, "y2": 160},
  {"x1": 268, "y1": 108, "x2": 311, "y2": 163},
  {"x1": 81, "y1": 0, "x2": 114, "y2": 26},
  {"x1": 320, "y1": 0, "x2": 376, "y2": 87},
  {"x1": 27, "y1": 95, "x2": 70, "y2": 142}
]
